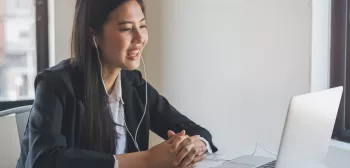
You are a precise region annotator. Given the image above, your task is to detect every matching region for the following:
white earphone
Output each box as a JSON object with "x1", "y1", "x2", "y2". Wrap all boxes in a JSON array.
[{"x1": 93, "y1": 36, "x2": 148, "y2": 152}]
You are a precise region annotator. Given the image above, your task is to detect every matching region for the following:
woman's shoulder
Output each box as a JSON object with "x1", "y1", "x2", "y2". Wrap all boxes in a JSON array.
[
  {"x1": 44, "y1": 59, "x2": 72, "y2": 73},
  {"x1": 34, "y1": 59, "x2": 75, "y2": 95}
]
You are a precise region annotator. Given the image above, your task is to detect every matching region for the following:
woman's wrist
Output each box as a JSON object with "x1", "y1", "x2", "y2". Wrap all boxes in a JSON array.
[
  {"x1": 142, "y1": 150, "x2": 152, "y2": 168},
  {"x1": 115, "y1": 151, "x2": 151, "y2": 168}
]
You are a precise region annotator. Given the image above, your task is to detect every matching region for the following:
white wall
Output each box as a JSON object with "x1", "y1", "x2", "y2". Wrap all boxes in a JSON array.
[{"x1": 144, "y1": 0, "x2": 311, "y2": 157}]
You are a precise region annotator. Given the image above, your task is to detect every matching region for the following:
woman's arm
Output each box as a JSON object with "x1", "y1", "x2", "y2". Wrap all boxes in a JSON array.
[
  {"x1": 115, "y1": 151, "x2": 149, "y2": 168},
  {"x1": 116, "y1": 139, "x2": 176, "y2": 168},
  {"x1": 24, "y1": 74, "x2": 177, "y2": 168},
  {"x1": 25, "y1": 77, "x2": 159, "y2": 168},
  {"x1": 24, "y1": 78, "x2": 116, "y2": 168},
  {"x1": 132, "y1": 70, "x2": 218, "y2": 152}
]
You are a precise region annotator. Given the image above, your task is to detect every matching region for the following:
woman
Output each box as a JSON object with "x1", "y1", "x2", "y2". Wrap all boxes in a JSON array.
[{"x1": 17, "y1": 0, "x2": 217, "y2": 168}]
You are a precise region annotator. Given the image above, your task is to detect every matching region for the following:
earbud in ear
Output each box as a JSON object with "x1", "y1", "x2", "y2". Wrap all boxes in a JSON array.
[{"x1": 92, "y1": 36, "x2": 98, "y2": 47}]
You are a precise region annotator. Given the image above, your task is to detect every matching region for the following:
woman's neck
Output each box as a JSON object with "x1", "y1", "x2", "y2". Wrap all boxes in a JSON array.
[{"x1": 101, "y1": 63, "x2": 121, "y2": 95}]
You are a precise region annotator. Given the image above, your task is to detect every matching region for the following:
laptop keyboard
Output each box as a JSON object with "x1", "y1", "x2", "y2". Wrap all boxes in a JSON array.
[{"x1": 256, "y1": 160, "x2": 276, "y2": 168}]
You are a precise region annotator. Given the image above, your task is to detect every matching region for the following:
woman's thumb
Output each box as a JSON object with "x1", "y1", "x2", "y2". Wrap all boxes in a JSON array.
[
  {"x1": 167, "y1": 130, "x2": 176, "y2": 138},
  {"x1": 179, "y1": 130, "x2": 186, "y2": 136}
]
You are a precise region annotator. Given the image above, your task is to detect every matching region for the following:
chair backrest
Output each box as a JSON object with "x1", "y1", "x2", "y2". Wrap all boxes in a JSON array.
[
  {"x1": 0, "y1": 105, "x2": 32, "y2": 140},
  {"x1": 0, "y1": 105, "x2": 32, "y2": 167},
  {"x1": 0, "y1": 115, "x2": 21, "y2": 167}
]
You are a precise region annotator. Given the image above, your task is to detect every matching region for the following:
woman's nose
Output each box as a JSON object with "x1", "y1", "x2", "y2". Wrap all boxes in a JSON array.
[{"x1": 132, "y1": 29, "x2": 145, "y2": 44}]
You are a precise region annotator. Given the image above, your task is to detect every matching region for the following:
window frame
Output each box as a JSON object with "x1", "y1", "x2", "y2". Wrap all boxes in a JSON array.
[
  {"x1": 331, "y1": 0, "x2": 350, "y2": 142},
  {"x1": 36, "y1": 0, "x2": 49, "y2": 73},
  {"x1": 0, "y1": 0, "x2": 49, "y2": 110}
]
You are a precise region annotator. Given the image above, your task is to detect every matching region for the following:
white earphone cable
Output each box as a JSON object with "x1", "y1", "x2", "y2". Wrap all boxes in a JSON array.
[
  {"x1": 250, "y1": 140, "x2": 278, "y2": 156},
  {"x1": 135, "y1": 56, "x2": 148, "y2": 146},
  {"x1": 93, "y1": 37, "x2": 147, "y2": 152},
  {"x1": 122, "y1": 57, "x2": 148, "y2": 151},
  {"x1": 257, "y1": 141, "x2": 278, "y2": 156},
  {"x1": 93, "y1": 37, "x2": 116, "y2": 102}
]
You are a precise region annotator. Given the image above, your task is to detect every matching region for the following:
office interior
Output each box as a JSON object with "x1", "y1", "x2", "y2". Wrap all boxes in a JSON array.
[{"x1": 0, "y1": 0, "x2": 350, "y2": 168}]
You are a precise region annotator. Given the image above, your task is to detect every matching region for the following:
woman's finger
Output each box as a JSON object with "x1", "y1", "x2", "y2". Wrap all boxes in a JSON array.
[
  {"x1": 192, "y1": 153, "x2": 207, "y2": 164},
  {"x1": 177, "y1": 153, "x2": 196, "y2": 168},
  {"x1": 194, "y1": 140, "x2": 207, "y2": 154},
  {"x1": 168, "y1": 130, "x2": 186, "y2": 139},
  {"x1": 171, "y1": 135, "x2": 190, "y2": 152},
  {"x1": 167, "y1": 130, "x2": 186, "y2": 144},
  {"x1": 183, "y1": 154, "x2": 206, "y2": 168},
  {"x1": 175, "y1": 135, "x2": 200, "y2": 155},
  {"x1": 175, "y1": 144, "x2": 205, "y2": 164},
  {"x1": 167, "y1": 133, "x2": 182, "y2": 144},
  {"x1": 174, "y1": 143, "x2": 195, "y2": 166},
  {"x1": 185, "y1": 164, "x2": 196, "y2": 168},
  {"x1": 168, "y1": 130, "x2": 176, "y2": 138}
]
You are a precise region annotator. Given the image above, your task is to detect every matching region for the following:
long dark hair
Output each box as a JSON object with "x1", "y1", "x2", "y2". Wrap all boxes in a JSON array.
[{"x1": 70, "y1": 0, "x2": 145, "y2": 153}]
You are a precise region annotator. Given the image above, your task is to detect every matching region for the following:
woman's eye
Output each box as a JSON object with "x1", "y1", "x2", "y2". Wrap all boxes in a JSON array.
[
  {"x1": 120, "y1": 28, "x2": 132, "y2": 32},
  {"x1": 140, "y1": 25, "x2": 147, "y2": 29}
]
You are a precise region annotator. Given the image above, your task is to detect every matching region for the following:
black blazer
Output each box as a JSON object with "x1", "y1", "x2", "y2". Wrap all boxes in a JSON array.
[{"x1": 17, "y1": 59, "x2": 217, "y2": 168}]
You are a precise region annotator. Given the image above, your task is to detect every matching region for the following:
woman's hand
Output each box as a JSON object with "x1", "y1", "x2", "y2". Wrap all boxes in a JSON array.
[
  {"x1": 168, "y1": 130, "x2": 208, "y2": 168},
  {"x1": 146, "y1": 141, "x2": 174, "y2": 168},
  {"x1": 146, "y1": 131, "x2": 186, "y2": 168}
]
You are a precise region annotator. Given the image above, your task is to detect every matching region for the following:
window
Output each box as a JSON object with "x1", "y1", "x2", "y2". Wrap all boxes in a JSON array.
[
  {"x1": 331, "y1": 0, "x2": 350, "y2": 142},
  {"x1": 0, "y1": 0, "x2": 48, "y2": 110}
]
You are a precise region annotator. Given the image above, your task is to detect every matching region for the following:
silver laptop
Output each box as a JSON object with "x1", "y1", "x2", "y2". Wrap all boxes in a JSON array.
[{"x1": 216, "y1": 86, "x2": 343, "y2": 168}]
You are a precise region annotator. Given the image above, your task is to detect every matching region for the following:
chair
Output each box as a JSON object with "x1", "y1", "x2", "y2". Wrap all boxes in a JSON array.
[
  {"x1": 0, "y1": 105, "x2": 32, "y2": 140},
  {"x1": 0, "y1": 105, "x2": 31, "y2": 167}
]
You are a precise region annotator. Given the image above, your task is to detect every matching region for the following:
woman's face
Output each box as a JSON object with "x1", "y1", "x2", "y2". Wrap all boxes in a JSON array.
[{"x1": 96, "y1": 0, "x2": 148, "y2": 70}]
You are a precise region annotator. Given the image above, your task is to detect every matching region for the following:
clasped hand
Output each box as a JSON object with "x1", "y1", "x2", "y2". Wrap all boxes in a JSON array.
[{"x1": 167, "y1": 130, "x2": 208, "y2": 168}]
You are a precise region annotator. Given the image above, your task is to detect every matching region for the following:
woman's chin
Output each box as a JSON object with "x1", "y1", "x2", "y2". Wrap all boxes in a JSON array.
[{"x1": 123, "y1": 61, "x2": 140, "y2": 71}]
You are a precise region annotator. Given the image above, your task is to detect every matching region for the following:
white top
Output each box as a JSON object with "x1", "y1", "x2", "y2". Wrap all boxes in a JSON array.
[
  {"x1": 108, "y1": 74, "x2": 212, "y2": 168},
  {"x1": 108, "y1": 74, "x2": 127, "y2": 155}
]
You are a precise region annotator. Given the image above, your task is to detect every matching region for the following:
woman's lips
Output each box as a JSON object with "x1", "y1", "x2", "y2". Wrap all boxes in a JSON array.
[{"x1": 127, "y1": 49, "x2": 141, "y2": 60}]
